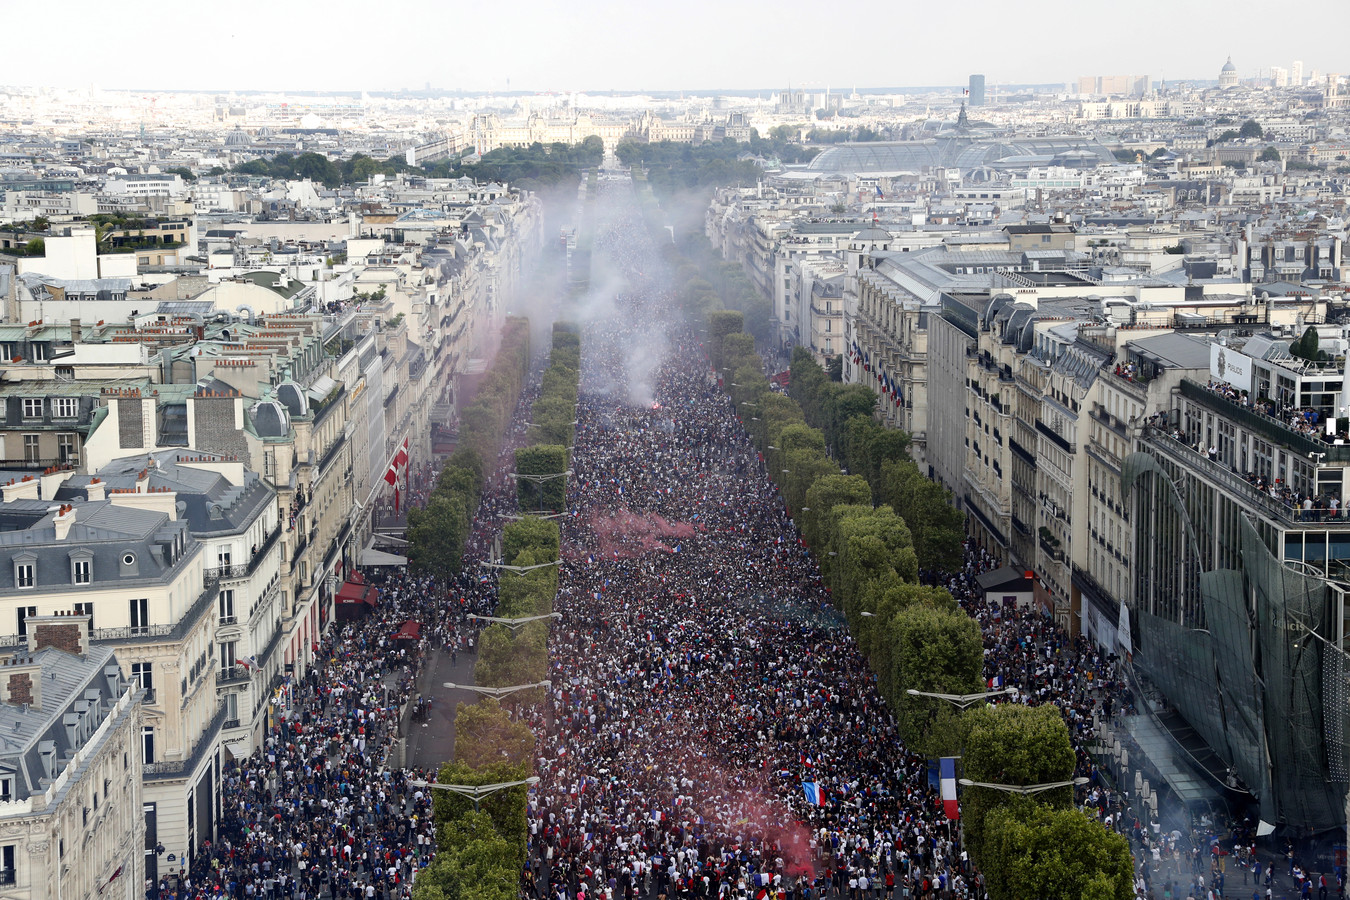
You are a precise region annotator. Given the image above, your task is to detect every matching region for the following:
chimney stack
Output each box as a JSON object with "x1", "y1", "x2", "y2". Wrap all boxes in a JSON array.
[
  {"x1": 0, "y1": 655, "x2": 43, "y2": 710},
  {"x1": 53, "y1": 505, "x2": 75, "y2": 541},
  {"x1": 26, "y1": 611, "x2": 92, "y2": 658}
]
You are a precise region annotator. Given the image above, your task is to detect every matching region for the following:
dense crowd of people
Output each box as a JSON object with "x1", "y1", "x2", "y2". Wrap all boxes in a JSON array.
[
  {"x1": 523, "y1": 189, "x2": 1138, "y2": 900},
  {"x1": 169, "y1": 179, "x2": 1342, "y2": 900}
]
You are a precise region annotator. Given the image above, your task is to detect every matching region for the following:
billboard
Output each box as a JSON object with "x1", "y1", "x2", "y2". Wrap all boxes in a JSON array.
[{"x1": 1211, "y1": 343, "x2": 1253, "y2": 393}]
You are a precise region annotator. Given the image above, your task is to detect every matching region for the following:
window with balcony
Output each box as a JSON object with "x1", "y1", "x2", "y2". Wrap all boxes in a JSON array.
[
  {"x1": 57, "y1": 433, "x2": 78, "y2": 464},
  {"x1": 141, "y1": 727, "x2": 155, "y2": 765},
  {"x1": 0, "y1": 845, "x2": 12, "y2": 885},
  {"x1": 129, "y1": 597, "x2": 149, "y2": 635},
  {"x1": 131, "y1": 663, "x2": 153, "y2": 700},
  {"x1": 72, "y1": 560, "x2": 91, "y2": 586},
  {"x1": 219, "y1": 640, "x2": 237, "y2": 678},
  {"x1": 219, "y1": 590, "x2": 236, "y2": 625},
  {"x1": 23, "y1": 434, "x2": 40, "y2": 463},
  {"x1": 15, "y1": 561, "x2": 34, "y2": 589}
]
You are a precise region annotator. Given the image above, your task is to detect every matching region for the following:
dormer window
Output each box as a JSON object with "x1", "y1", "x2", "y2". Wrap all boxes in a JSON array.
[
  {"x1": 52, "y1": 398, "x2": 77, "y2": 418},
  {"x1": 14, "y1": 553, "x2": 36, "y2": 590},
  {"x1": 21, "y1": 398, "x2": 42, "y2": 419}
]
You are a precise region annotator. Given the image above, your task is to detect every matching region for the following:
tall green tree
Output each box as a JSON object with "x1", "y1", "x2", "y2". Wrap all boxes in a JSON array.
[
  {"x1": 801, "y1": 474, "x2": 872, "y2": 555},
  {"x1": 981, "y1": 801, "x2": 1134, "y2": 900},
  {"x1": 514, "y1": 445, "x2": 568, "y2": 512},
  {"x1": 879, "y1": 460, "x2": 966, "y2": 572},
  {"x1": 961, "y1": 704, "x2": 1077, "y2": 864},
  {"x1": 889, "y1": 605, "x2": 984, "y2": 757},
  {"x1": 406, "y1": 494, "x2": 470, "y2": 580}
]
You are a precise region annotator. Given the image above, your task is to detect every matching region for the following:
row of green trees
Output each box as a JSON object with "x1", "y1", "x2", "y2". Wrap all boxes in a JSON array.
[
  {"x1": 714, "y1": 316, "x2": 979, "y2": 748},
  {"x1": 713, "y1": 317, "x2": 1133, "y2": 900},
  {"x1": 231, "y1": 140, "x2": 605, "y2": 193},
  {"x1": 789, "y1": 348, "x2": 966, "y2": 573},
  {"x1": 616, "y1": 140, "x2": 763, "y2": 199},
  {"x1": 516, "y1": 324, "x2": 581, "y2": 517},
  {"x1": 414, "y1": 517, "x2": 561, "y2": 900},
  {"x1": 407, "y1": 318, "x2": 531, "y2": 581}
]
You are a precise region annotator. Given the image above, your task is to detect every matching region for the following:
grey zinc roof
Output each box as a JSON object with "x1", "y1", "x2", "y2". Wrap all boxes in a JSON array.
[
  {"x1": 0, "y1": 644, "x2": 128, "y2": 802},
  {"x1": 0, "y1": 499, "x2": 194, "y2": 598},
  {"x1": 81, "y1": 450, "x2": 272, "y2": 536},
  {"x1": 807, "y1": 137, "x2": 1116, "y2": 174},
  {"x1": 1127, "y1": 332, "x2": 1214, "y2": 370},
  {"x1": 251, "y1": 399, "x2": 290, "y2": 438}
]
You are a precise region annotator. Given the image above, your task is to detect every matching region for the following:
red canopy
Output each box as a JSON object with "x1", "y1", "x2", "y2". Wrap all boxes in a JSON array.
[
  {"x1": 336, "y1": 579, "x2": 377, "y2": 606},
  {"x1": 393, "y1": 620, "x2": 422, "y2": 640}
]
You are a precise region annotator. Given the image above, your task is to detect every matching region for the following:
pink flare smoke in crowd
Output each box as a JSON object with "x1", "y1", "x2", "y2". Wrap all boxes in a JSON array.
[{"x1": 585, "y1": 508, "x2": 702, "y2": 559}]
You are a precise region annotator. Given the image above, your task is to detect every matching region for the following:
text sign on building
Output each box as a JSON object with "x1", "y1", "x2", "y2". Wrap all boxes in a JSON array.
[{"x1": 1211, "y1": 344, "x2": 1253, "y2": 393}]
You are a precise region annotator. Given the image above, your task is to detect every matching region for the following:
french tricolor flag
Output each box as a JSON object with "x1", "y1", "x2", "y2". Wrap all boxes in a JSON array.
[
  {"x1": 803, "y1": 782, "x2": 826, "y2": 806},
  {"x1": 987, "y1": 675, "x2": 1004, "y2": 689},
  {"x1": 940, "y1": 757, "x2": 959, "y2": 820}
]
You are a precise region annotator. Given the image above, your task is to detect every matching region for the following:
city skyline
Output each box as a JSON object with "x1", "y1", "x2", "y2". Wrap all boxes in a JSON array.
[{"x1": 4, "y1": 0, "x2": 1342, "y2": 95}]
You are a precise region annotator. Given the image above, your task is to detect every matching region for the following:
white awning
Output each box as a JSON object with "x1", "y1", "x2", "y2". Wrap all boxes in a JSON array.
[
  {"x1": 224, "y1": 740, "x2": 250, "y2": 759},
  {"x1": 360, "y1": 546, "x2": 407, "y2": 567},
  {"x1": 307, "y1": 374, "x2": 338, "y2": 401}
]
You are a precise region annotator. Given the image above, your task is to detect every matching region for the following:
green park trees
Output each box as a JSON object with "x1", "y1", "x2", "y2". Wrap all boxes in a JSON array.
[
  {"x1": 981, "y1": 802, "x2": 1135, "y2": 900},
  {"x1": 710, "y1": 315, "x2": 1129, "y2": 899},
  {"x1": 514, "y1": 324, "x2": 580, "y2": 513},
  {"x1": 414, "y1": 333, "x2": 574, "y2": 900}
]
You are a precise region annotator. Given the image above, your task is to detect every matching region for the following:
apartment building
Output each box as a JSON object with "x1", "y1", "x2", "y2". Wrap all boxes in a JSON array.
[
  {"x1": 0, "y1": 489, "x2": 219, "y2": 884},
  {"x1": 0, "y1": 623, "x2": 143, "y2": 900}
]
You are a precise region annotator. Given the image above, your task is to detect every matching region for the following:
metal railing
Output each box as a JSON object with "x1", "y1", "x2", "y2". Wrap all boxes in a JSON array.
[
  {"x1": 1179, "y1": 379, "x2": 1350, "y2": 462},
  {"x1": 143, "y1": 704, "x2": 227, "y2": 780},
  {"x1": 216, "y1": 666, "x2": 249, "y2": 686},
  {"x1": 1141, "y1": 427, "x2": 1350, "y2": 527},
  {"x1": 89, "y1": 581, "x2": 216, "y2": 647},
  {"x1": 256, "y1": 623, "x2": 285, "y2": 671},
  {"x1": 317, "y1": 433, "x2": 346, "y2": 475},
  {"x1": 205, "y1": 527, "x2": 283, "y2": 584}
]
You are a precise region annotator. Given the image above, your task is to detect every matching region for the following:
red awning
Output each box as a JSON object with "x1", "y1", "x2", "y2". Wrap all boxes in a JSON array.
[
  {"x1": 336, "y1": 580, "x2": 377, "y2": 606},
  {"x1": 393, "y1": 620, "x2": 422, "y2": 640}
]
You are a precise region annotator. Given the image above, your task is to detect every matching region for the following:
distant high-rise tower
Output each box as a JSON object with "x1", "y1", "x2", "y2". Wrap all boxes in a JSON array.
[
  {"x1": 1292, "y1": 60, "x2": 1304, "y2": 86},
  {"x1": 968, "y1": 74, "x2": 985, "y2": 107}
]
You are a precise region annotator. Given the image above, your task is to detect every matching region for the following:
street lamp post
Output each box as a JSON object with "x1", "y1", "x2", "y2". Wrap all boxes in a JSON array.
[
  {"x1": 907, "y1": 686, "x2": 1017, "y2": 849},
  {"x1": 467, "y1": 613, "x2": 562, "y2": 632},
  {"x1": 905, "y1": 687, "x2": 1014, "y2": 710},
  {"x1": 443, "y1": 680, "x2": 552, "y2": 699},
  {"x1": 411, "y1": 776, "x2": 541, "y2": 812},
  {"x1": 480, "y1": 560, "x2": 563, "y2": 574},
  {"x1": 958, "y1": 776, "x2": 1089, "y2": 795}
]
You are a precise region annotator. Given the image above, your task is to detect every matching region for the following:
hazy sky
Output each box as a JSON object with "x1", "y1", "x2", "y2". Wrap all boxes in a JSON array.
[{"x1": 7, "y1": 0, "x2": 1340, "y2": 94}]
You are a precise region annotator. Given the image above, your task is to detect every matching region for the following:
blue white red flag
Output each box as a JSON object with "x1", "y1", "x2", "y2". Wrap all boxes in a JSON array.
[
  {"x1": 803, "y1": 783, "x2": 826, "y2": 806},
  {"x1": 940, "y1": 757, "x2": 959, "y2": 820}
]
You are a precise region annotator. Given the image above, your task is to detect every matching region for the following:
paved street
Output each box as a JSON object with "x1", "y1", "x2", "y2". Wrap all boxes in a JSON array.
[{"x1": 405, "y1": 645, "x2": 478, "y2": 771}]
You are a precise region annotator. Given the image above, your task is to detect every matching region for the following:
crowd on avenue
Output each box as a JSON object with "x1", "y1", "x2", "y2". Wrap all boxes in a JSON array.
[{"x1": 158, "y1": 183, "x2": 1340, "y2": 900}]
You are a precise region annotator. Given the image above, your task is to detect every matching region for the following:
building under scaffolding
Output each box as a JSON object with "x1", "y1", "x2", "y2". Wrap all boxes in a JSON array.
[{"x1": 1122, "y1": 365, "x2": 1350, "y2": 834}]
